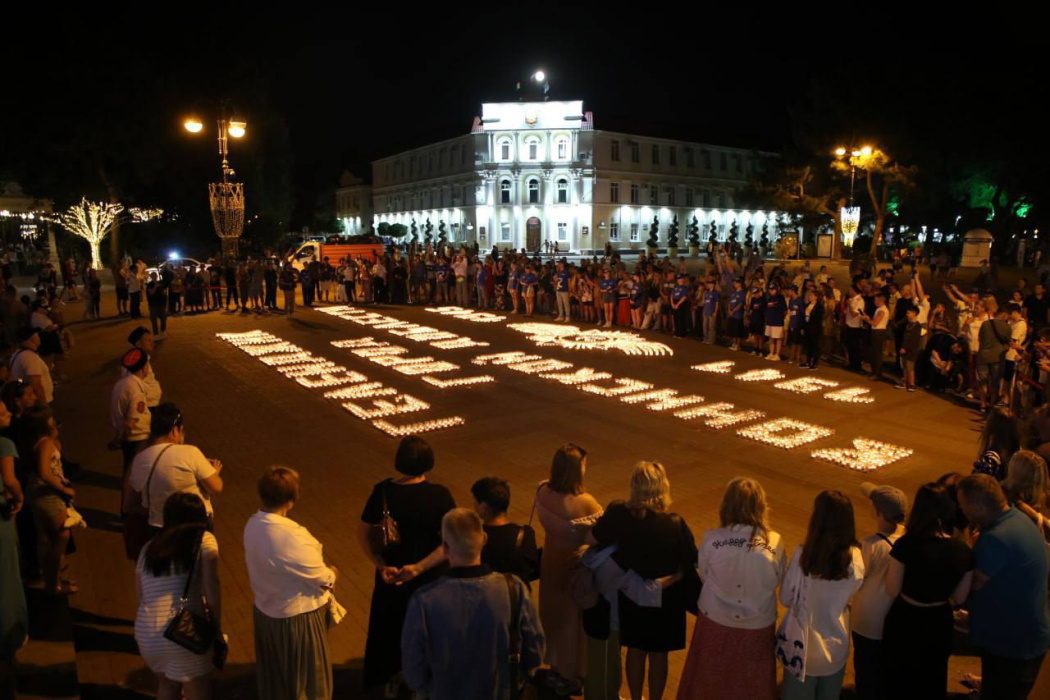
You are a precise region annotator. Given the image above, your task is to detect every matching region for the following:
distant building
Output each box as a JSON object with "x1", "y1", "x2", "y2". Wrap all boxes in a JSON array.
[
  {"x1": 367, "y1": 100, "x2": 780, "y2": 254},
  {"x1": 334, "y1": 171, "x2": 372, "y2": 236}
]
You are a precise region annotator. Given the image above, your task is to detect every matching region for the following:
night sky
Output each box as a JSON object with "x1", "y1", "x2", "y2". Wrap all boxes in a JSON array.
[{"x1": 1, "y1": 8, "x2": 1043, "y2": 235}]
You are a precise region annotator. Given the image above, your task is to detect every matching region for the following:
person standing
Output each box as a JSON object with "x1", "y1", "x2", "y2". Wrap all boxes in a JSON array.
[
  {"x1": 135, "y1": 493, "x2": 223, "y2": 700},
  {"x1": 844, "y1": 286, "x2": 866, "y2": 371},
  {"x1": 472, "y1": 477, "x2": 540, "y2": 584},
  {"x1": 245, "y1": 467, "x2": 338, "y2": 700},
  {"x1": 678, "y1": 477, "x2": 785, "y2": 700},
  {"x1": 865, "y1": 294, "x2": 891, "y2": 381},
  {"x1": 127, "y1": 326, "x2": 163, "y2": 407},
  {"x1": 127, "y1": 262, "x2": 144, "y2": 318},
  {"x1": 111, "y1": 348, "x2": 152, "y2": 493},
  {"x1": 9, "y1": 328, "x2": 53, "y2": 407},
  {"x1": 779, "y1": 491, "x2": 865, "y2": 700},
  {"x1": 590, "y1": 462, "x2": 697, "y2": 700},
  {"x1": 113, "y1": 261, "x2": 130, "y2": 315},
  {"x1": 958, "y1": 474, "x2": 1050, "y2": 699},
  {"x1": 671, "y1": 273, "x2": 691, "y2": 339},
  {"x1": 535, "y1": 444, "x2": 603, "y2": 695},
  {"x1": 802, "y1": 289, "x2": 824, "y2": 370},
  {"x1": 146, "y1": 272, "x2": 169, "y2": 340},
  {"x1": 882, "y1": 483, "x2": 973, "y2": 699},
  {"x1": 554, "y1": 260, "x2": 571, "y2": 322},
  {"x1": 278, "y1": 264, "x2": 299, "y2": 317},
  {"x1": 0, "y1": 401, "x2": 28, "y2": 692},
  {"x1": 401, "y1": 508, "x2": 546, "y2": 700},
  {"x1": 976, "y1": 305, "x2": 1012, "y2": 411},
  {"x1": 850, "y1": 483, "x2": 907, "y2": 700},
  {"x1": 223, "y1": 262, "x2": 238, "y2": 310},
  {"x1": 701, "y1": 279, "x2": 720, "y2": 345},
  {"x1": 764, "y1": 285, "x2": 787, "y2": 361},
  {"x1": 357, "y1": 437, "x2": 456, "y2": 697}
]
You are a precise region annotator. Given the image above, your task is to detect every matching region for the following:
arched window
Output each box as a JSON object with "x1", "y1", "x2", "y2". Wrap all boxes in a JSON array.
[
  {"x1": 528, "y1": 178, "x2": 540, "y2": 204},
  {"x1": 555, "y1": 136, "x2": 569, "y2": 161},
  {"x1": 525, "y1": 137, "x2": 540, "y2": 161},
  {"x1": 500, "y1": 179, "x2": 512, "y2": 204},
  {"x1": 557, "y1": 178, "x2": 569, "y2": 204},
  {"x1": 498, "y1": 138, "x2": 512, "y2": 162}
]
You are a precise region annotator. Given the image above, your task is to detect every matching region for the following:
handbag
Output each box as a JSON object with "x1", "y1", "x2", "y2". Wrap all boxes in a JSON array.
[
  {"x1": 366, "y1": 479, "x2": 401, "y2": 559},
  {"x1": 163, "y1": 533, "x2": 216, "y2": 655},
  {"x1": 123, "y1": 444, "x2": 173, "y2": 560},
  {"x1": 775, "y1": 564, "x2": 810, "y2": 682}
]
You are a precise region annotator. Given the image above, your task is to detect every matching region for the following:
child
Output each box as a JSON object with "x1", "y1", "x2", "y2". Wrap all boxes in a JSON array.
[
  {"x1": 897, "y1": 306, "x2": 922, "y2": 391},
  {"x1": 702, "y1": 279, "x2": 720, "y2": 344},
  {"x1": 764, "y1": 285, "x2": 787, "y2": 361},
  {"x1": 786, "y1": 286, "x2": 805, "y2": 365},
  {"x1": 727, "y1": 278, "x2": 746, "y2": 351}
]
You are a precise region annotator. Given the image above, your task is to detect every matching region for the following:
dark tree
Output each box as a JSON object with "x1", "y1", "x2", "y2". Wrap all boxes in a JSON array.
[
  {"x1": 424, "y1": 218, "x2": 433, "y2": 243},
  {"x1": 688, "y1": 216, "x2": 700, "y2": 246},
  {"x1": 410, "y1": 219, "x2": 418, "y2": 243},
  {"x1": 729, "y1": 220, "x2": 739, "y2": 243},
  {"x1": 745, "y1": 222, "x2": 754, "y2": 246},
  {"x1": 668, "y1": 216, "x2": 680, "y2": 248},
  {"x1": 647, "y1": 216, "x2": 660, "y2": 248},
  {"x1": 438, "y1": 221, "x2": 447, "y2": 246}
]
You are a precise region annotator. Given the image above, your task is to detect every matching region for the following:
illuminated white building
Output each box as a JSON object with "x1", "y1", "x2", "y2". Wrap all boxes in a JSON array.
[
  {"x1": 369, "y1": 100, "x2": 780, "y2": 254},
  {"x1": 334, "y1": 171, "x2": 372, "y2": 236}
]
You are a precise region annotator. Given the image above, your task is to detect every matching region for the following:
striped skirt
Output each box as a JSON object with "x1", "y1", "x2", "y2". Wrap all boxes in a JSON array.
[{"x1": 253, "y1": 605, "x2": 331, "y2": 700}]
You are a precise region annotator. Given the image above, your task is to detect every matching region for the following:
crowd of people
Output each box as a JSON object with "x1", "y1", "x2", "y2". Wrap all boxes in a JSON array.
[{"x1": 3, "y1": 243, "x2": 1050, "y2": 700}]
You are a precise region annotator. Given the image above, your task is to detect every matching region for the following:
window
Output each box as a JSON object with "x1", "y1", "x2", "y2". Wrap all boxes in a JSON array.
[
  {"x1": 557, "y1": 178, "x2": 569, "y2": 204},
  {"x1": 609, "y1": 222, "x2": 620, "y2": 241},
  {"x1": 500, "y1": 179, "x2": 512, "y2": 204},
  {"x1": 702, "y1": 150, "x2": 711, "y2": 169},
  {"x1": 666, "y1": 187, "x2": 675, "y2": 206},
  {"x1": 669, "y1": 146, "x2": 677, "y2": 166},
  {"x1": 527, "y1": 139, "x2": 539, "y2": 160},
  {"x1": 556, "y1": 138, "x2": 568, "y2": 160},
  {"x1": 557, "y1": 222, "x2": 568, "y2": 241},
  {"x1": 528, "y1": 179, "x2": 540, "y2": 204},
  {"x1": 734, "y1": 154, "x2": 742, "y2": 173},
  {"x1": 652, "y1": 144, "x2": 660, "y2": 165},
  {"x1": 500, "y1": 223, "x2": 511, "y2": 241},
  {"x1": 611, "y1": 140, "x2": 621, "y2": 161},
  {"x1": 686, "y1": 147, "x2": 695, "y2": 168},
  {"x1": 630, "y1": 183, "x2": 640, "y2": 204},
  {"x1": 630, "y1": 223, "x2": 640, "y2": 241},
  {"x1": 686, "y1": 188, "x2": 694, "y2": 206},
  {"x1": 500, "y1": 141, "x2": 511, "y2": 161},
  {"x1": 720, "y1": 152, "x2": 728, "y2": 171},
  {"x1": 610, "y1": 182, "x2": 620, "y2": 203},
  {"x1": 703, "y1": 189, "x2": 711, "y2": 207},
  {"x1": 649, "y1": 184, "x2": 658, "y2": 205},
  {"x1": 461, "y1": 185, "x2": 467, "y2": 203},
  {"x1": 631, "y1": 142, "x2": 640, "y2": 163}
]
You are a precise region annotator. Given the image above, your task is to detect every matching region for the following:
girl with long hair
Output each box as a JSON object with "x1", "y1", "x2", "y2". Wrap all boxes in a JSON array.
[{"x1": 973, "y1": 407, "x2": 1021, "y2": 480}]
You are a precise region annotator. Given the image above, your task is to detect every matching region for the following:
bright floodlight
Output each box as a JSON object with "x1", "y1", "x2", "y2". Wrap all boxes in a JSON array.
[
  {"x1": 228, "y1": 119, "x2": 247, "y2": 138},
  {"x1": 168, "y1": 251, "x2": 179, "y2": 260},
  {"x1": 184, "y1": 117, "x2": 203, "y2": 133},
  {"x1": 851, "y1": 150, "x2": 862, "y2": 157},
  {"x1": 861, "y1": 146, "x2": 873, "y2": 156},
  {"x1": 533, "y1": 70, "x2": 545, "y2": 82},
  {"x1": 834, "y1": 147, "x2": 846, "y2": 156}
]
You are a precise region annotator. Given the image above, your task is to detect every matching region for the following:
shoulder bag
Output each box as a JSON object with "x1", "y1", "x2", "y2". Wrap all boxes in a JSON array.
[
  {"x1": 163, "y1": 532, "x2": 216, "y2": 655},
  {"x1": 366, "y1": 479, "x2": 401, "y2": 559},
  {"x1": 775, "y1": 564, "x2": 810, "y2": 682},
  {"x1": 122, "y1": 444, "x2": 174, "y2": 560}
]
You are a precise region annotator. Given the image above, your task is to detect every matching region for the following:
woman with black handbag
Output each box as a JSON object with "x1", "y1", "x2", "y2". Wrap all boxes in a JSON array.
[
  {"x1": 135, "y1": 492, "x2": 223, "y2": 700},
  {"x1": 356, "y1": 436, "x2": 455, "y2": 698}
]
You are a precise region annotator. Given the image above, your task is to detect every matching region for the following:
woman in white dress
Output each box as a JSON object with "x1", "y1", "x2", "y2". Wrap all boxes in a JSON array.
[{"x1": 135, "y1": 492, "x2": 222, "y2": 700}]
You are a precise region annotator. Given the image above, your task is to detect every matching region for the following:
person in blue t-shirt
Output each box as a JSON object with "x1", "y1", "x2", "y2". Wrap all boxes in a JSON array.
[
  {"x1": 727, "y1": 278, "x2": 747, "y2": 351},
  {"x1": 476, "y1": 261, "x2": 489, "y2": 309},
  {"x1": 554, "y1": 261, "x2": 571, "y2": 322},
  {"x1": 958, "y1": 474, "x2": 1050, "y2": 700},
  {"x1": 746, "y1": 285, "x2": 767, "y2": 356},
  {"x1": 434, "y1": 259, "x2": 449, "y2": 305},
  {"x1": 763, "y1": 285, "x2": 787, "y2": 360},
  {"x1": 672, "y1": 273, "x2": 691, "y2": 338},
  {"x1": 701, "y1": 279, "x2": 720, "y2": 345},
  {"x1": 520, "y1": 265, "x2": 538, "y2": 317},
  {"x1": 630, "y1": 272, "x2": 645, "y2": 329},
  {"x1": 507, "y1": 262, "x2": 521, "y2": 314},
  {"x1": 785, "y1": 286, "x2": 805, "y2": 365},
  {"x1": 599, "y1": 269, "x2": 618, "y2": 328}
]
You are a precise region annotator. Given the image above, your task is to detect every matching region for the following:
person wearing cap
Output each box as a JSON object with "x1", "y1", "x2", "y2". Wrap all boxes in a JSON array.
[
  {"x1": 851, "y1": 482, "x2": 907, "y2": 700},
  {"x1": 763, "y1": 284, "x2": 786, "y2": 361},
  {"x1": 125, "y1": 327, "x2": 162, "y2": 408},
  {"x1": 671, "y1": 273, "x2": 691, "y2": 339},
  {"x1": 126, "y1": 403, "x2": 223, "y2": 530},
  {"x1": 8, "y1": 327, "x2": 52, "y2": 407},
  {"x1": 111, "y1": 348, "x2": 153, "y2": 499},
  {"x1": 882, "y1": 483, "x2": 973, "y2": 699}
]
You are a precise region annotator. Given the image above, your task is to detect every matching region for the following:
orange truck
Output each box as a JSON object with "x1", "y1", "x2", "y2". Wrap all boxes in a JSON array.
[{"x1": 286, "y1": 240, "x2": 384, "y2": 272}]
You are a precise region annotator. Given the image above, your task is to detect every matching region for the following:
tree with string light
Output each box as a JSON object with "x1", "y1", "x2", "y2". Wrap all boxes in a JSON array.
[{"x1": 53, "y1": 198, "x2": 161, "y2": 270}]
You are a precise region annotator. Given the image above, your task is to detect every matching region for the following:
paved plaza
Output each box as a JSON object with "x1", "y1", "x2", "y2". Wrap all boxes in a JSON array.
[{"x1": 37, "y1": 292, "x2": 1046, "y2": 698}]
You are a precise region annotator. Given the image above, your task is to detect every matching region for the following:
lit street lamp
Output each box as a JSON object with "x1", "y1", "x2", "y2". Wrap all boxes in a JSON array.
[
  {"x1": 834, "y1": 145, "x2": 874, "y2": 246},
  {"x1": 183, "y1": 106, "x2": 248, "y2": 258}
]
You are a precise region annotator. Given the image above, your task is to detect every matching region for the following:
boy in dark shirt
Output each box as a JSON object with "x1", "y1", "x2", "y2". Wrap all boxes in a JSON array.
[
  {"x1": 897, "y1": 306, "x2": 923, "y2": 392},
  {"x1": 471, "y1": 477, "x2": 539, "y2": 585}
]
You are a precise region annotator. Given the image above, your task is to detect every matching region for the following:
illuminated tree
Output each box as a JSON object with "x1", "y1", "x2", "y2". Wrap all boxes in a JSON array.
[{"x1": 53, "y1": 198, "x2": 161, "y2": 270}]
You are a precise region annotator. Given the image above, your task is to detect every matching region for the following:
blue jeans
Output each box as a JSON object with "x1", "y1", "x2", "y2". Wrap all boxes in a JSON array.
[{"x1": 781, "y1": 665, "x2": 845, "y2": 700}]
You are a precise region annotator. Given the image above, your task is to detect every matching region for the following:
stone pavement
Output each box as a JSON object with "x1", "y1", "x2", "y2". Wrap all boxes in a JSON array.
[{"x1": 25, "y1": 289, "x2": 1050, "y2": 699}]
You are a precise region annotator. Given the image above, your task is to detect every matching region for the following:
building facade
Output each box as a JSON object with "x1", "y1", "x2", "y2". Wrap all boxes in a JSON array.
[
  {"x1": 367, "y1": 100, "x2": 781, "y2": 254},
  {"x1": 334, "y1": 171, "x2": 373, "y2": 236}
]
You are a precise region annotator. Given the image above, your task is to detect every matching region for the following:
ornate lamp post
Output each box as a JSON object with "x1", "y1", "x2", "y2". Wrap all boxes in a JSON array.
[
  {"x1": 184, "y1": 108, "x2": 247, "y2": 259},
  {"x1": 834, "y1": 145, "x2": 871, "y2": 248}
]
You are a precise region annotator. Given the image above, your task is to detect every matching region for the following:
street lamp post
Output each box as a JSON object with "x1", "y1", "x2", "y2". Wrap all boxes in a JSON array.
[
  {"x1": 834, "y1": 145, "x2": 871, "y2": 250},
  {"x1": 184, "y1": 107, "x2": 248, "y2": 259}
]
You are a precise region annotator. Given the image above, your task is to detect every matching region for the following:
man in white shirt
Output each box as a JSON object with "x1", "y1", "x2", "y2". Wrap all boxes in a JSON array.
[
  {"x1": 911, "y1": 272, "x2": 931, "y2": 340},
  {"x1": 125, "y1": 403, "x2": 223, "y2": 528},
  {"x1": 845, "y1": 287, "x2": 866, "y2": 372},
  {"x1": 1003, "y1": 303, "x2": 1029, "y2": 406},
  {"x1": 8, "y1": 327, "x2": 53, "y2": 405},
  {"x1": 111, "y1": 348, "x2": 152, "y2": 497},
  {"x1": 245, "y1": 467, "x2": 337, "y2": 700},
  {"x1": 864, "y1": 294, "x2": 891, "y2": 381},
  {"x1": 852, "y1": 483, "x2": 907, "y2": 700}
]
